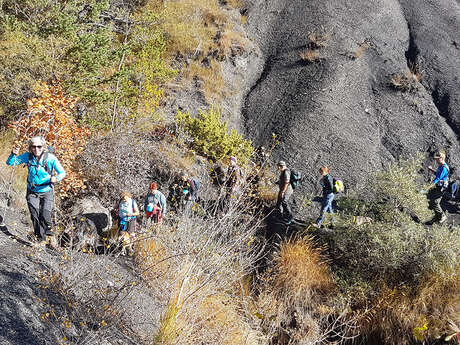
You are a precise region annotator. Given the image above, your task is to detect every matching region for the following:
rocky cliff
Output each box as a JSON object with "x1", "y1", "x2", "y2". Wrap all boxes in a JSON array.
[{"x1": 240, "y1": 0, "x2": 460, "y2": 192}]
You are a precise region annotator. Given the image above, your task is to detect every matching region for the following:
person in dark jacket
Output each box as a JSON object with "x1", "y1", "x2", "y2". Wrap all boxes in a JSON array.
[
  {"x1": 313, "y1": 165, "x2": 335, "y2": 228},
  {"x1": 182, "y1": 174, "x2": 199, "y2": 216},
  {"x1": 276, "y1": 161, "x2": 293, "y2": 224},
  {"x1": 6, "y1": 136, "x2": 66, "y2": 244}
]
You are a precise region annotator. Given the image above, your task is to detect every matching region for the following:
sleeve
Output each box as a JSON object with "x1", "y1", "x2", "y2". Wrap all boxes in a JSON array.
[
  {"x1": 433, "y1": 166, "x2": 448, "y2": 184},
  {"x1": 327, "y1": 175, "x2": 334, "y2": 192},
  {"x1": 160, "y1": 192, "x2": 167, "y2": 214},
  {"x1": 284, "y1": 170, "x2": 290, "y2": 183},
  {"x1": 50, "y1": 155, "x2": 66, "y2": 182},
  {"x1": 144, "y1": 194, "x2": 150, "y2": 209},
  {"x1": 190, "y1": 179, "x2": 197, "y2": 197},
  {"x1": 6, "y1": 152, "x2": 29, "y2": 166},
  {"x1": 132, "y1": 200, "x2": 140, "y2": 216}
]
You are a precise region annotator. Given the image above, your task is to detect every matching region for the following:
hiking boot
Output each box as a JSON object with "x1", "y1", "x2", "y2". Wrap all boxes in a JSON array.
[{"x1": 439, "y1": 214, "x2": 447, "y2": 224}]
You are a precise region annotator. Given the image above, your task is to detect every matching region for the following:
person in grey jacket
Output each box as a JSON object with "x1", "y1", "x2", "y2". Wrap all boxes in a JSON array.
[
  {"x1": 144, "y1": 182, "x2": 167, "y2": 224},
  {"x1": 6, "y1": 136, "x2": 66, "y2": 243}
]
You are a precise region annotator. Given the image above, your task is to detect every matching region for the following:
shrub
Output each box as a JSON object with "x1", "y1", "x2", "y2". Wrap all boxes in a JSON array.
[
  {"x1": 391, "y1": 71, "x2": 421, "y2": 92},
  {"x1": 175, "y1": 107, "x2": 253, "y2": 164},
  {"x1": 0, "y1": 0, "x2": 125, "y2": 127},
  {"x1": 256, "y1": 236, "x2": 353, "y2": 345},
  {"x1": 299, "y1": 48, "x2": 320, "y2": 62},
  {"x1": 134, "y1": 186, "x2": 266, "y2": 345},
  {"x1": 320, "y1": 155, "x2": 460, "y2": 344},
  {"x1": 8, "y1": 81, "x2": 90, "y2": 197},
  {"x1": 307, "y1": 30, "x2": 331, "y2": 49}
]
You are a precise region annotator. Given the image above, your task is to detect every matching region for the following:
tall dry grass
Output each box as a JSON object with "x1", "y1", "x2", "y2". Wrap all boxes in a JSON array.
[
  {"x1": 133, "y1": 181, "x2": 268, "y2": 345},
  {"x1": 256, "y1": 237, "x2": 356, "y2": 345},
  {"x1": 0, "y1": 129, "x2": 32, "y2": 211}
]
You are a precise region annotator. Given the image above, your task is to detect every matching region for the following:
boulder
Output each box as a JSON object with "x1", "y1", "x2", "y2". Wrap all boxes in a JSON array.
[{"x1": 69, "y1": 196, "x2": 112, "y2": 235}]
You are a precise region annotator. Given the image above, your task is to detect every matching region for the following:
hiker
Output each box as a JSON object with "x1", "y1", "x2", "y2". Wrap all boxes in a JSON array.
[
  {"x1": 313, "y1": 165, "x2": 335, "y2": 228},
  {"x1": 144, "y1": 182, "x2": 166, "y2": 225},
  {"x1": 446, "y1": 180, "x2": 460, "y2": 201},
  {"x1": 426, "y1": 151, "x2": 449, "y2": 224},
  {"x1": 116, "y1": 192, "x2": 139, "y2": 254},
  {"x1": 117, "y1": 191, "x2": 140, "y2": 233},
  {"x1": 222, "y1": 156, "x2": 242, "y2": 211},
  {"x1": 276, "y1": 161, "x2": 293, "y2": 224},
  {"x1": 6, "y1": 136, "x2": 66, "y2": 244},
  {"x1": 182, "y1": 174, "x2": 199, "y2": 216}
]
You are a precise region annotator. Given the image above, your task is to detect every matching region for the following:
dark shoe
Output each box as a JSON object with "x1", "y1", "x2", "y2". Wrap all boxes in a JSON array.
[{"x1": 45, "y1": 229, "x2": 54, "y2": 236}]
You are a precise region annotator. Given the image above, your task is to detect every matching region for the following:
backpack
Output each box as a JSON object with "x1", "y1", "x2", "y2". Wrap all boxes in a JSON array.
[
  {"x1": 27, "y1": 151, "x2": 51, "y2": 174},
  {"x1": 332, "y1": 178, "x2": 344, "y2": 193},
  {"x1": 290, "y1": 169, "x2": 302, "y2": 189}
]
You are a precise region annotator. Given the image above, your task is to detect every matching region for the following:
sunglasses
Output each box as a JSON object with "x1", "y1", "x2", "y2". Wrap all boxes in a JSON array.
[{"x1": 31, "y1": 145, "x2": 43, "y2": 149}]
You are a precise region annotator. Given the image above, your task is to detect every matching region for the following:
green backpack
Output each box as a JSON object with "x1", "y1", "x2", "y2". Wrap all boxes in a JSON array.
[{"x1": 290, "y1": 170, "x2": 302, "y2": 189}]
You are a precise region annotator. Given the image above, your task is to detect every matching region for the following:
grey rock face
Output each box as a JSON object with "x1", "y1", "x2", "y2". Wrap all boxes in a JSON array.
[
  {"x1": 69, "y1": 196, "x2": 112, "y2": 235},
  {"x1": 399, "y1": 0, "x2": 460, "y2": 133},
  {"x1": 241, "y1": 0, "x2": 460, "y2": 193}
]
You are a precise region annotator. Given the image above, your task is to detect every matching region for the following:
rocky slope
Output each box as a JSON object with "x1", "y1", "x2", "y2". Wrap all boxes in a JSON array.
[{"x1": 240, "y1": 0, "x2": 460, "y2": 193}]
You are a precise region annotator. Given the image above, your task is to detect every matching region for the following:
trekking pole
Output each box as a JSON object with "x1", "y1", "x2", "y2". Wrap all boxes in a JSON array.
[{"x1": 0, "y1": 156, "x2": 17, "y2": 227}]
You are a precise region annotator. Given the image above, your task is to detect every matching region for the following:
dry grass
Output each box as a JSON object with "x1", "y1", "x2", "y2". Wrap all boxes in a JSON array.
[
  {"x1": 307, "y1": 30, "x2": 331, "y2": 49},
  {"x1": 133, "y1": 186, "x2": 266, "y2": 345},
  {"x1": 255, "y1": 237, "x2": 351, "y2": 344},
  {"x1": 150, "y1": 0, "x2": 228, "y2": 57},
  {"x1": 187, "y1": 59, "x2": 226, "y2": 103},
  {"x1": 273, "y1": 237, "x2": 333, "y2": 294},
  {"x1": 300, "y1": 48, "x2": 320, "y2": 62},
  {"x1": 357, "y1": 271, "x2": 460, "y2": 345},
  {"x1": 255, "y1": 167, "x2": 278, "y2": 204},
  {"x1": 220, "y1": 29, "x2": 248, "y2": 56},
  {"x1": 391, "y1": 71, "x2": 421, "y2": 92},
  {"x1": 0, "y1": 130, "x2": 30, "y2": 211},
  {"x1": 353, "y1": 43, "x2": 369, "y2": 59}
]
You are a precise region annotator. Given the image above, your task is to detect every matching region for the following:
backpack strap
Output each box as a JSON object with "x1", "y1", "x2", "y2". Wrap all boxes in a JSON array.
[{"x1": 28, "y1": 152, "x2": 51, "y2": 174}]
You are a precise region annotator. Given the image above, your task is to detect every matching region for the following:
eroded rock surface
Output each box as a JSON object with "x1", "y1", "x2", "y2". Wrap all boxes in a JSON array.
[{"x1": 242, "y1": 0, "x2": 460, "y2": 194}]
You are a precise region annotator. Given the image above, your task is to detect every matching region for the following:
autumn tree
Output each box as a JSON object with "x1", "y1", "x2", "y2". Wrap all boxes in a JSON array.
[{"x1": 9, "y1": 81, "x2": 90, "y2": 197}]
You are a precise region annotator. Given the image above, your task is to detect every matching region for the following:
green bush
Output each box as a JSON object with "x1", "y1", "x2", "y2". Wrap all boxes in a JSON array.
[{"x1": 175, "y1": 108, "x2": 253, "y2": 164}]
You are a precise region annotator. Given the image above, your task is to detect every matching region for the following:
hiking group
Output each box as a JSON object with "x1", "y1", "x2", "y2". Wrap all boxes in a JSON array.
[
  {"x1": 275, "y1": 150, "x2": 450, "y2": 227},
  {"x1": 4, "y1": 136, "x2": 453, "y2": 249}
]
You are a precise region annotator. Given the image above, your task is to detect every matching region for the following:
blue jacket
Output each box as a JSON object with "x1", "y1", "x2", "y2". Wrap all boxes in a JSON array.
[
  {"x1": 433, "y1": 163, "x2": 449, "y2": 186},
  {"x1": 6, "y1": 152, "x2": 66, "y2": 193}
]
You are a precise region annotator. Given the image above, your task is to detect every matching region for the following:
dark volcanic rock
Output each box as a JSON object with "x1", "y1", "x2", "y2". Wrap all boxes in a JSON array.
[{"x1": 242, "y1": 0, "x2": 460, "y2": 196}]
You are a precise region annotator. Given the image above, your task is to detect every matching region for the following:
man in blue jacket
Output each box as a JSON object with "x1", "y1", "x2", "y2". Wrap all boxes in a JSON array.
[
  {"x1": 6, "y1": 136, "x2": 66, "y2": 243},
  {"x1": 427, "y1": 150, "x2": 449, "y2": 224}
]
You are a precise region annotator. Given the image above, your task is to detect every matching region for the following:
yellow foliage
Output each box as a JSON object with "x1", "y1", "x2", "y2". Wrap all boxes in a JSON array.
[{"x1": 8, "y1": 81, "x2": 90, "y2": 197}]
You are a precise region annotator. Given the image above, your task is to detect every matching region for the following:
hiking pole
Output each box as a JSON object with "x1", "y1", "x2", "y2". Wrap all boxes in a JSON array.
[{"x1": 0, "y1": 156, "x2": 17, "y2": 227}]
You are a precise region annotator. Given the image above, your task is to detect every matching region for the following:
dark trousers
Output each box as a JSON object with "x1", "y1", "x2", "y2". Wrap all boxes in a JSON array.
[
  {"x1": 276, "y1": 192, "x2": 293, "y2": 222},
  {"x1": 26, "y1": 190, "x2": 54, "y2": 241},
  {"x1": 428, "y1": 186, "x2": 444, "y2": 218}
]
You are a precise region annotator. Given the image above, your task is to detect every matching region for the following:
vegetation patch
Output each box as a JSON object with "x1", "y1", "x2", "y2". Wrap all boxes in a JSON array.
[{"x1": 175, "y1": 107, "x2": 253, "y2": 164}]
